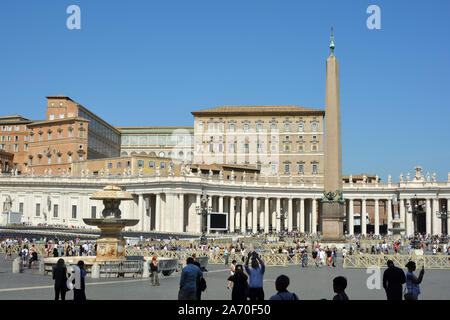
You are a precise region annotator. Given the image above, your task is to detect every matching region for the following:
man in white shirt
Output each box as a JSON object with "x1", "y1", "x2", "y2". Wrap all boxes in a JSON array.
[{"x1": 318, "y1": 249, "x2": 326, "y2": 267}]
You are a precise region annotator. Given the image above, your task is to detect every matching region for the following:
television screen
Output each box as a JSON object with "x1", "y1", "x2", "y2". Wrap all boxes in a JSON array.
[{"x1": 209, "y1": 213, "x2": 227, "y2": 230}]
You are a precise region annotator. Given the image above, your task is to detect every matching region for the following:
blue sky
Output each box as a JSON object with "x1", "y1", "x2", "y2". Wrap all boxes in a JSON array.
[{"x1": 0, "y1": 1, "x2": 449, "y2": 181}]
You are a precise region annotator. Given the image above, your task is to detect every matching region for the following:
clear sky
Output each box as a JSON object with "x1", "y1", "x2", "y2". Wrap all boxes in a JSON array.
[{"x1": 1, "y1": 1, "x2": 449, "y2": 182}]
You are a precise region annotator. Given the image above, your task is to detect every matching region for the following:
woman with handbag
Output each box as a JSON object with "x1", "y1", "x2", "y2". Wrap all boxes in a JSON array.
[
  {"x1": 404, "y1": 261, "x2": 424, "y2": 300},
  {"x1": 150, "y1": 256, "x2": 160, "y2": 286}
]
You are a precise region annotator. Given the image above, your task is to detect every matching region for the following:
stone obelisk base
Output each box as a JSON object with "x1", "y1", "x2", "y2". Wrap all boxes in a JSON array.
[
  {"x1": 321, "y1": 201, "x2": 346, "y2": 243},
  {"x1": 95, "y1": 237, "x2": 127, "y2": 262}
]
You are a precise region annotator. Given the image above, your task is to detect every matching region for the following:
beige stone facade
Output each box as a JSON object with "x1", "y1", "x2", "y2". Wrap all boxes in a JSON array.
[{"x1": 191, "y1": 106, "x2": 325, "y2": 183}]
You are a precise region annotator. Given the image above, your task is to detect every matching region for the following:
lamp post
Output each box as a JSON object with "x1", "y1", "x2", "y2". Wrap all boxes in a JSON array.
[
  {"x1": 406, "y1": 195, "x2": 424, "y2": 249},
  {"x1": 195, "y1": 190, "x2": 212, "y2": 245},
  {"x1": 276, "y1": 210, "x2": 288, "y2": 241},
  {"x1": 435, "y1": 204, "x2": 449, "y2": 236}
]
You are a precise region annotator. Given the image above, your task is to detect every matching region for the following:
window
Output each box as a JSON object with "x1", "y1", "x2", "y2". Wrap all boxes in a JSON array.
[
  {"x1": 229, "y1": 144, "x2": 235, "y2": 153},
  {"x1": 69, "y1": 130, "x2": 73, "y2": 138},
  {"x1": 157, "y1": 135, "x2": 166, "y2": 145},
  {"x1": 311, "y1": 123, "x2": 318, "y2": 132},
  {"x1": 53, "y1": 204, "x2": 59, "y2": 218},
  {"x1": 138, "y1": 160, "x2": 144, "y2": 168},
  {"x1": 243, "y1": 123, "x2": 250, "y2": 132},
  {"x1": 49, "y1": 114, "x2": 55, "y2": 120},
  {"x1": 298, "y1": 145, "x2": 303, "y2": 152},
  {"x1": 117, "y1": 162, "x2": 122, "y2": 168},
  {"x1": 312, "y1": 144, "x2": 318, "y2": 152},
  {"x1": 160, "y1": 162, "x2": 166, "y2": 169},
  {"x1": 58, "y1": 131, "x2": 62, "y2": 139},
  {"x1": 312, "y1": 164, "x2": 318, "y2": 174},
  {"x1": 298, "y1": 164, "x2": 304, "y2": 174},
  {"x1": 284, "y1": 123, "x2": 291, "y2": 131},
  {"x1": 48, "y1": 156, "x2": 51, "y2": 164},
  {"x1": 209, "y1": 123, "x2": 214, "y2": 132},
  {"x1": 284, "y1": 145, "x2": 290, "y2": 152},
  {"x1": 48, "y1": 133, "x2": 52, "y2": 140},
  {"x1": 244, "y1": 144, "x2": 249, "y2": 153},
  {"x1": 270, "y1": 123, "x2": 277, "y2": 132},
  {"x1": 149, "y1": 161, "x2": 155, "y2": 168},
  {"x1": 139, "y1": 136, "x2": 147, "y2": 145},
  {"x1": 72, "y1": 205, "x2": 77, "y2": 219},
  {"x1": 209, "y1": 144, "x2": 214, "y2": 152},
  {"x1": 257, "y1": 143, "x2": 262, "y2": 153},
  {"x1": 24, "y1": 136, "x2": 28, "y2": 141},
  {"x1": 79, "y1": 130, "x2": 84, "y2": 138},
  {"x1": 14, "y1": 136, "x2": 19, "y2": 142},
  {"x1": 39, "y1": 133, "x2": 43, "y2": 141},
  {"x1": 271, "y1": 145, "x2": 277, "y2": 152},
  {"x1": 91, "y1": 206, "x2": 96, "y2": 219},
  {"x1": 68, "y1": 154, "x2": 72, "y2": 163},
  {"x1": 59, "y1": 114, "x2": 65, "y2": 119},
  {"x1": 218, "y1": 123, "x2": 224, "y2": 132},
  {"x1": 59, "y1": 102, "x2": 63, "y2": 107},
  {"x1": 19, "y1": 203, "x2": 24, "y2": 213},
  {"x1": 284, "y1": 164, "x2": 290, "y2": 173},
  {"x1": 298, "y1": 123, "x2": 304, "y2": 132},
  {"x1": 35, "y1": 203, "x2": 40, "y2": 216},
  {"x1": 126, "y1": 161, "x2": 131, "y2": 167},
  {"x1": 271, "y1": 164, "x2": 277, "y2": 174},
  {"x1": 218, "y1": 144, "x2": 223, "y2": 152},
  {"x1": 15, "y1": 126, "x2": 20, "y2": 131},
  {"x1": 14, "y1": 144, "x2": 18, "y2": 152},
  {"x1": 256, "y1": 123, "x2": 263, "y2": 132},
  {"x1": 229, "y1": 123, "x2": 236, "y2": 132},
  {"x1": 78, "y1": 155, "x2": 83, "y2": 162},
  {"x1": 57, "y1": 155, "x2": 62, "y2": 164}
]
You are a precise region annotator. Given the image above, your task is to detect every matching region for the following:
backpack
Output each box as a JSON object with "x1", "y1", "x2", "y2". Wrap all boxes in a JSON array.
[{"x1": 199, "y1": 276, "x2": 207, "y2": 292}]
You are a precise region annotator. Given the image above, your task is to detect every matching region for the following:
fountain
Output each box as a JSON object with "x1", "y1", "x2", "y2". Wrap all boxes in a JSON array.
[
  {"x1": 389, "y1": 212, "x2": 405, "y2": 240},
  {"x1": 83, "y1": 185, "x2": 139, "y2": 261}
]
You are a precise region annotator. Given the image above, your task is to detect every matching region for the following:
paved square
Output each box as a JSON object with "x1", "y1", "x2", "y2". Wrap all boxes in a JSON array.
[{"x1": 0, "y1": 258, "x2": 448, "y2": 300}]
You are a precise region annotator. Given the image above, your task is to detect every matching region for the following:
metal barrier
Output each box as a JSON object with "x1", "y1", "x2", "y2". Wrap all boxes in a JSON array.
[
  {"x1": 99, "y1": 261, "x2": 143, "y2": 278},
  {"x1": 343, "y1": 254, "x2": 450, "y2": 269}
]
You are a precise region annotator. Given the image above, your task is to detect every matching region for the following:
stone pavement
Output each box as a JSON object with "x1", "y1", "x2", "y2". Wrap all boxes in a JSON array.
[{"x1": 0, "y1": 257, "x2": 448, "y2": 300}]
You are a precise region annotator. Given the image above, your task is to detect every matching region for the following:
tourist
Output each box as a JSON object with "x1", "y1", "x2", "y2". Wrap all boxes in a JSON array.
[
  {"x1": 318, "y1": 248, "x2": 326, "y2": 267},
  {"x1": 227, "y1": 260, "x2": 237, "y2": 288},
  {"x1": 332, "y1": 247, "x2": 337, "y2": 267},
  {"x1": 404, "y1": 261, "x2": 424, "y2": 300},
  {"x1": 244, "y1": 251, "x2": 265, "y2": 300},
  {"x1": 28, "y1": 246, "x2": 38, "y2": 269},
  {"x1": 178, "y1": 257, "x2": 203, "y2": 300},
  {"x1": 332, "y1": 276, "x2": 349, "y2": 300},
  {"x1": 52, "y1": 258, "x2": 68, "y2": 301},
  {"x1": 227, "y1": 264, "x2": 249, "y2": 301},
  {"x1": 73, "y1": 260, "x2": 87, "y2": 301},
  {"x1": 269, "y1": 275, "x2": 299, "y2": 300},
  {"x1": 312, "y1": 248, "x2": 318, "y2": 267},
  {"x1": 3, "y1": 245, "x2": 12, "y2": 262},
  {"x1": 301, "y1": 251, "x2": 308, "y2": 267},
  {"x1": 382, "y1": 260, "x2": 406, "y2": 300},
  {"x1": 150, "y1": 256, "x2": 160, "y2": 286},
  {"x1": 193, "y1": 259, "x2": 206, "y2": 300}
]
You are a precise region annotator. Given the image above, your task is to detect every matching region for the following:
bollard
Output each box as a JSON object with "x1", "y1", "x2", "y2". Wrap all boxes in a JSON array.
[
  {"x1": 91, "y1": 263, "x2": 100, "y2": 279},
  {"x1": 38, "y1": 261, "x2": 45, "y2": 275},
  {"x1": 12, "y1": 257, "x2": 21, "y2": 274},
  {"x1": 142, "y1": 261, "x2": 149, "y2": 278}
]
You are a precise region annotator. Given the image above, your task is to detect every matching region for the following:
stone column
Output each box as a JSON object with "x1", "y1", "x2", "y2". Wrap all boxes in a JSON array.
[
  {"x1": 361, "y1": 199, "x2": 367, "y2": 235},
  {"x1": 426, "y1": 198, "x2": 431, "y2": 235},
  {"x1": 299, "y1": 198, "x2": 305, "y2": 233},
  {"x1": 387, "y1": 198, "x2": 392, "y2": 235},
  {"x1": 399, "y1": 198, "x2": 405, "y2": 235},
  {"x1": 252, "y1": 198, "x2": 258, "y2": 233},
  {"x1": 219, "y1": 196, "x2": 224, "y2": 213},
  {"x1": 235, "y1": 198, "x2": 240, "y2": 230},
  {"x1": 288, "y1": 198, "x2": 293, "y2": 232},
  {"x1": 276, "y1": 198, "x2": 281, "y2": 232},
  {"x1": 374, "y1": 199, "x2": 380, "y2": 235},
  {"x1": 311, "y1": 198, "x2": 317, "y2": 234},
  {"x1": 432, "y1": 198, "x2": 440, "y2": 235},
  {"x1": 447, "y1": 199, "x2": 450, "y2": 236},
  {"x1": 259, "y1": 199, "x2": 264, "y2": 231},
  {"x1": 178, "y1": 193, "x2": 184, "y2": 233},
  {"x1": 230, "y1": 197, "x2": 235, "y2": 233},
  {"x1": 155, "y1": 193, "x2": 161, "y2": 231},
  {"x1": 406, "y1": 198, "x2": 412, "y2": 236},
  {"x1": 138, "y1": 194, "x2": 144, "y2": 232},
  {"x1": 207, "y1": 195, "x2": 213, "y2": 233},
  {"x1": 349, "y1": 199, "x2": 354, "y2": 235},
  {"x1": 264, "y1": 198, "x2": 269, "y2": 234},
  {"x1": 241, "y1": 197, "x2": 246, "y2": 233}
]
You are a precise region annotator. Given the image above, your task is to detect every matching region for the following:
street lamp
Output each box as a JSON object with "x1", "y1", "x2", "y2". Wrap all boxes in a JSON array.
[
  {"x1": 275, "y1": 210, "x2": 288, "y2": 240},
  {"x1": 406, "y1": 195, "x2": 424, "y2": 249},
  {"x1": 435, "y1": 204, "x2": 449, "y2": 236},
  {"x1": 195, "y1": 190, "x2": 212, "y2": 245}
]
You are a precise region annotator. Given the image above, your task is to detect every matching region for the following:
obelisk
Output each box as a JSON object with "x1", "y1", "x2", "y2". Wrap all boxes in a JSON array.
[{"x1": 321, "y1": 27, "x2": 345, "y2": 241}]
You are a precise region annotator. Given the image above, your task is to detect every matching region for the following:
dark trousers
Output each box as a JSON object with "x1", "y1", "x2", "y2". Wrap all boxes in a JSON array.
[
  {"x1": 74, "y1": 289, "x2": 86, "y2": 301},
  {"x1": 54, "y1": 286, "x2": 66, "y2": 301},
  {"x1": 248, "y1": 287, "x2": 264, "y2": 301}
]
